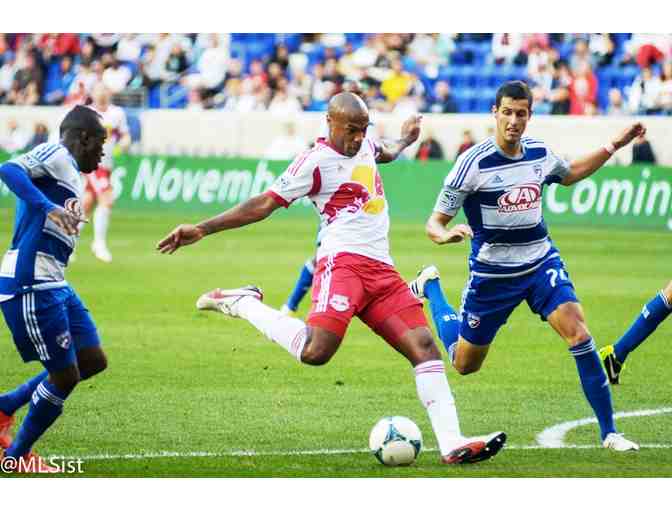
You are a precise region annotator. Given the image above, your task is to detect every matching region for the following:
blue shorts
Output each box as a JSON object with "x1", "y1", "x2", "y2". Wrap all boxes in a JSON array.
[
  {"x1": 1, "y1": 286, "x2": 101, "y2": 372},
  {"x1": 459, "y1": 256, "x2": 579, "y2": 346}
]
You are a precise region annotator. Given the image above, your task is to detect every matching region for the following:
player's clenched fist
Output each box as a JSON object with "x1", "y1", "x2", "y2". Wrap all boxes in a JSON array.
[
  {"x1": 47, "y1": 207, "x2": 87, "y2": 236},
  {"x1": 443, "y1": 223, "x2": 473, "y2": 244},
  {"x1": 156, "y1": 224, "x2": 206, "y2": 254},
  {"x1": 613, "y1": 122, "x2": 646, "y2": 150},
  {"x1": 401, "y1": 114, "x2": 422, "y2": 145}
]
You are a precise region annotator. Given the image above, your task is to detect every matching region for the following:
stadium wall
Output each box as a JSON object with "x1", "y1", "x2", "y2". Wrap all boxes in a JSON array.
[
  {"x1": 2, "y1": 151, "x2": 670, "y2": 231},
  {"x1": 0, "y1": 106, "x2": 670, "y2": 165}
]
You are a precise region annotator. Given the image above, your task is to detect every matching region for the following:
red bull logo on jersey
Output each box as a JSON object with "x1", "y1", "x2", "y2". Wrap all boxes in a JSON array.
[{"x1": 497, "y1": 184, "x2": 541, "y2": 213}]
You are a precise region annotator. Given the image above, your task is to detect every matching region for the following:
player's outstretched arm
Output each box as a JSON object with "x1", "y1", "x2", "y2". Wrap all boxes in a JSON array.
[
  {"x1": 425, "y1": 211, "x2": 473, "y2": 245},
  {"x1": 0, "y1": 162, "x2": 85, "y2": 235},
  {"x1": 561, "y1": 122, "x2": 646, "y2": 186},
  {"x1": 156, "y1": 193, "x2": 282, "y2": 254},
  {"x1": 377, "y1": 114, "x2": 422, "y2": 163}
]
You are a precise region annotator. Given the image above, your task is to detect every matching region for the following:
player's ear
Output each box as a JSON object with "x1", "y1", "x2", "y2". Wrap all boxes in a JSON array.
[{"x1": 491, "y1": 105, "x2": 497, "y2": 116}]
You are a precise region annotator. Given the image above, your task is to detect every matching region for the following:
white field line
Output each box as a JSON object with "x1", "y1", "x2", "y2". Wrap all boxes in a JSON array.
[
  {"x1": 47, "y1": 407, "x2": 672, "y2": 462},
  {"x1": 50, "y1": 443, "x2": 672, "y2": 462},
  {"x1": 536, "y1": 407, "x2": 672, "y2": 448}
]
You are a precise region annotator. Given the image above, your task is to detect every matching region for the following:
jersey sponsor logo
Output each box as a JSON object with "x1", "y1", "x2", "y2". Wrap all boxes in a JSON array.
[
  {"x1": 55, "y1": 331, "x2": 72, "y2": 349},
  {"x1": 497, "y1": 183, "x2": 541, "y2": 213},
  {"x1": 329, "y1": 293, "x2": 350, "y2": 312},
  {"x1": 322, "y1": 165, "x2": 386, "y2": 222},
  {"x1": 467, "y1": 313, "x2": 480, "y2": 328}
]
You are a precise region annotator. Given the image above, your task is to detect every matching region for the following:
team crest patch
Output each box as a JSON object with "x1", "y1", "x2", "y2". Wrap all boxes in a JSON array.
[
  {"x1": 64, "y1": 197, "x2": 83, "y2": 217},
  {"x1": 533, "y1": 164, "x2": 542, "y2": 178},
  {"x1": 329, "y1": 294, "x2": 350, "y2": 312},
  {"x1": 467, "y1": 313, "x2": 480, "y2": 329},
  {"x1": 55, "y1": 331, "x2": 72, "y2": 349}
]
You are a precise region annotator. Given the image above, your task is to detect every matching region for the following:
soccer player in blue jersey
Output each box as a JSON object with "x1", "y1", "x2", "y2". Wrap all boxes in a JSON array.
[
  {"x1": 409, "y1": 81, "x2": 646, "y2": 451},
  {"x1": 0, "y1": 105, "x2": 108, "y2": 472},
  {"x1": 600, "y1": 280, "x2": 672, "y2": 384}
]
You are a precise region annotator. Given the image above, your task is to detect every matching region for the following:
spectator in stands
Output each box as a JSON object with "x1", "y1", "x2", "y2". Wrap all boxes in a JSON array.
[
  {"x1": 79, "y1": 39, "x2": 96, "y2": 67},
  {"x1": 631, "y1": 133, "x2": 657, "y2": 164},
  {"x1": 492, "y1": 33, "x2": 525, "y2": 65},
  {"x1": 90, "y1": 34, "x2": 120, "y2": 58},
  {"x1": 268, "y1": 84, "x2": 302, "y2": 115},
  {"x1": 45, "y1": 55, "x2": 76, "y2": 105},
  {"x1": 337, "y1": 42, "x2": 360, "y2": 82},
  {"x1": 102, "y1": 55, "x2": 131, "y2": 94},
  {"x1": 310, "y1": 62, "x2": 336, "y2": 107},
  {"x1": 266, "y1": 62, "x2": 285, "y2": 92},
  {"x1": 186, "y1": 88, "x2": 205, "y2": 111},
  {"x1": 626, "y1": 34, "x2": 672, "y2": 69},
  {"x1": 549, "y1": 61, "x2": 571, "y2": 114},
  {"x1": 288, "y1": 67, "x2": 314, "y2": 109},
  {"x1": 424, "y1": 80, "x2": 457, "y2": 114},
  {"x1": 265, "y1": 122, "x2": 307, "y2": 160},
  {"x1": 270, "y1": 44, "x2": 290, "y2": 72},
  {"x1": 323, "y1": 57, "x2": 345, "y2": 88},
  {"x1": 0, "y1": 118, "x2": 28, "y2": 153},
  {"x1": 569, "y1": 61, "x2": 598, "y2": 115},
  {"x1": 24, "y1": 122, "x2": 49, "y2": 151},
  {"x1": 381, "y1": 57, "x2": 413, "y2": 105},
  {"x1": 352, "y1": 35, "x2": 379, "y2": 69},
  {"x1": 221, "y1": 78, "x2": 260, "y2": 113},
  {"x1": 116, "y1": 34, "x2": 142, "y2": 64},
  {"x1": 628, "y1": 66, "x2": 662, "y2": 114},
  {"x1": 408, "y1": 34, "x2": 446, "y2": 80},
  {"x1": 570, "y1": 38, "x2": 593, "y2": 72},
  {"x1": 183, "y1": 34, "x2": 227, "y2": 98},
  {"x1": 164, "y1": 43, "x2": 189, "y2": 83},
  {"x1": 0, "y1": 52, "x2": 16, "y2": 103},
  {"x1": 11, "y1": 51, "x2": 43, "y2": 104},
  {"x1": 589, "y1": 33, "x2": 616, "y2": 67},
  {"x1": 415, "y1": 131, "x2": 444, "y2": 161},
  {"x1": 657, "y1": 61, "x2": 672, "y2": 115},
  {"x1": 606, "y1": 88, "x2": 628, "y2": 115},
  {"x1": 456, "y1": 129, "x2": 476, "y2": 158},
  {"x1": 530, "y1": 61, "x2": 555, "y2": 114}
]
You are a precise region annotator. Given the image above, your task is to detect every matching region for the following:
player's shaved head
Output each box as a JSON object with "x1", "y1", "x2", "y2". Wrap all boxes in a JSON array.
[
  {"x1": 328, "y1": 92, "x2": 368, "y2": 121},
  {"x1": 326, "y1": 92, "x2": 370, "y2": 157}
]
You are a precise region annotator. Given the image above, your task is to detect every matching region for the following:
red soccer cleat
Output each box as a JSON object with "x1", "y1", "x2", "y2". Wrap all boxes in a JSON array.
[
  {"x1": 441, "y1": 431, "x2": 507, "y2": 465},
  {"x1": 0, "y1": 410, "x2": 14, "y2": 450}
]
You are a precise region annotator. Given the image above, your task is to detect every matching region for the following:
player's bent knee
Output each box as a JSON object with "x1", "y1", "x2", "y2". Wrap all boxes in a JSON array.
[
  {"x1": 80, "y1": 353, "x2": 108, "y2": 380},
  {"x1": 452, "y1": 359, "x2": 482, "y2": 376},
  {"x1": 300, "y1": 328, "x2": 341, "y2": 366},
  {"x1": 402, "y1": 328, "x2": 441, "y2": 366}
]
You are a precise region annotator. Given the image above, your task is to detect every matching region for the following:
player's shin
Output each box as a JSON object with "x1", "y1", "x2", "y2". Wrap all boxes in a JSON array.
[
  {"x1": 0, "y1": 371, "x2": 48, "y2": 416},
  {"x1": 93, "y1": 205, "x2": 111, "y2": 245},
  {"x1": 237, "y1": 297, "x2": 308, "y2": 361},
  {"x1": 614, "y1": 291, "x2": 672, "y2": 363},
  {"x1": 570, "y1": 338, "x2": 616, "y2": 440},
  {"x1": 4, "y1": 381, "x2": 70, "y2": 459},
  {"x1": 414, "y1": 360, "x2": 462, "y2": 455},
  {"x1": 424, "y1": 280, "x2": 460, "y2": 361}
]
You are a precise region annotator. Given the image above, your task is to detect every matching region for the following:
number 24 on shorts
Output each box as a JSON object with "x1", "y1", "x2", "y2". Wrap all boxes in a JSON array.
[{"x1": 546, "y1": 268, "x2": 568, "y2": 288}]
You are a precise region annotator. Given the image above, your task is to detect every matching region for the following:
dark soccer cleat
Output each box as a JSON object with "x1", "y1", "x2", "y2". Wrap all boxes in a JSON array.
[
  {"x1": 599, "y1": 345, "x2": 624, "y2": 385},
  {"x1": 441, "y1": 431, "x2": 507, "y2": 465}
]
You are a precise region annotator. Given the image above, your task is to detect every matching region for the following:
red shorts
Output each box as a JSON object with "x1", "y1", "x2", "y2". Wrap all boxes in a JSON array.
[
  {"x1": 85, "y1": 166, "x2": 113, "y2": 195},
  {"x1": 307, "y1": 252, "x2": 427, "y2": 345}
]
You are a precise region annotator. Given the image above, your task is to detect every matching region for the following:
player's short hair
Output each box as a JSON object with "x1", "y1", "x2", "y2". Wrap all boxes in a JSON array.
[
  {"x1": 59, "y1": 105, "x2": 105, "y2": 137},
  {"x1": 495, "y1": 81, "x2": 533, "y2": 110}
]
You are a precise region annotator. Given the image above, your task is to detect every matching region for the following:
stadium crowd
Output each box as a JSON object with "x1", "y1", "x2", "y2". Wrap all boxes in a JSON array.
[{"x1": 0, "y1": 33, "x2": 671, "y2": 116}]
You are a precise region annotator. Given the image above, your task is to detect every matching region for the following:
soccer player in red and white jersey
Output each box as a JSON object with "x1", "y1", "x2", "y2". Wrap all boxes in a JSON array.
[
  {"x1": 157, "y1": 92, "x2": 506, "y2": 465},
  {"x1": 84, "y1": 83, "x2": 130, "y2": 263}
]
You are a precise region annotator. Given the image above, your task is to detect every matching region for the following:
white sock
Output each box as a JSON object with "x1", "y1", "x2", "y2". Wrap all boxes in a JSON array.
[
  {"x1": 415, "y1": 360, "x2": 463, "y2": 456},
  {"x1": 93, "y1": 206, "x2": 111, "y2": 246},
  {"x1": 237, "y1": 297, "x2": 308, "y2": 361}
]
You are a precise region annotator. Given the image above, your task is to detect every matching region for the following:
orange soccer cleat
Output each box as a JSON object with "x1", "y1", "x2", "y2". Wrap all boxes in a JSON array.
[{"x1": 0, "y1": 410, "x2": 14, "y2": 450}]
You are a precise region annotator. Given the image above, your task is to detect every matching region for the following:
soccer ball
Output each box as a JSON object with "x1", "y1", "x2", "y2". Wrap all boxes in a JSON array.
[{"x1": 369, "y1": 416, "x2": 423, "y2": 466}]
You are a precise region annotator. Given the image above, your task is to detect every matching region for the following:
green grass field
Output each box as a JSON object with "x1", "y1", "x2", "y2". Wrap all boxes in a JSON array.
[{"x1": 0, "y1": 210, "x2": 670, "y2": 477}]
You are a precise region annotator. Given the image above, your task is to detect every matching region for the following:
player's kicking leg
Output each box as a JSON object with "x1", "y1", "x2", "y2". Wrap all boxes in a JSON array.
[
  {"x1": 600, "y1": 280, "x2": 672, "y2": 384},
  {"x1": 280, "y1": 257, "x2": 316, "y2": 316}
]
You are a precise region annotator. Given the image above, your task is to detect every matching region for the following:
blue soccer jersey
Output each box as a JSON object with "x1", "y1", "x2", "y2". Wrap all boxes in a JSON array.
[
  {"x1": 0, "y1": 143, "x2": 82, "y2": 302},
  {"x1": 433, "y1": 136, "x2": 571, "y2": 278}
]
